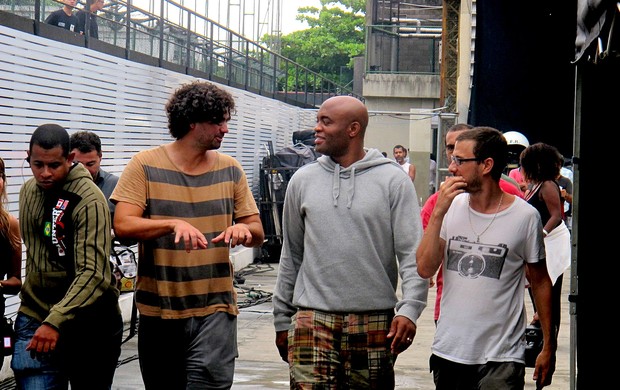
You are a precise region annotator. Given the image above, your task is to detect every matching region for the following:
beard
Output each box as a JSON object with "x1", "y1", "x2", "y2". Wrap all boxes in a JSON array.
[{"x1": 464, "y1": 175, "x2": 482, "y2": 193}]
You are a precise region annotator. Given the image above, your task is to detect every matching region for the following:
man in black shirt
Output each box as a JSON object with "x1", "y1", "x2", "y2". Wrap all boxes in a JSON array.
[
  {"x1": 76, "y1": 0, "x2": 105, "y2": 39},
  {"x1": 44, "y1": 0, "x2": 79, "y2": 33}
]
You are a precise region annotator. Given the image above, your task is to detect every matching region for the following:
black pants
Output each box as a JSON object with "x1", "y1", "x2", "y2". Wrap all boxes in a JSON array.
[{"x1": 429, "y1": 354, "x2": 525, "y2": 390}]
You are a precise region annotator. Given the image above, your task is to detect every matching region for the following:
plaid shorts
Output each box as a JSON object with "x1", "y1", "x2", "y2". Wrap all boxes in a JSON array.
[{"x1": 287, "y1": 308, "x2": 395, "y2": 389}]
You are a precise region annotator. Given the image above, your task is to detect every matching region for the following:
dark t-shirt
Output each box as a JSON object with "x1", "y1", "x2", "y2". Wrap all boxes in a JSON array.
[
  {"x1": 45, "y1": 9, "x2": 79, "y2": 32},
  {"x1": 76, "y1": 10, "x2": 99, "y2": 39}
]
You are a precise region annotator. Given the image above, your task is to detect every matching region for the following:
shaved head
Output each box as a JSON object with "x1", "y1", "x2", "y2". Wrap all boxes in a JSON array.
[
  {"x1": 314, "y1": 95, "x2": 368, "y2": 166},
  {"x1": 321, "y1": 96, "x2": 368, "y2": 134}
]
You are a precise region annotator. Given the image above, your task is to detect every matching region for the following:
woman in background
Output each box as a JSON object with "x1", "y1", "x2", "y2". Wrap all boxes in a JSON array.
[
  {"x1": 520, "y1": 143, "x2": 568, "y2": 339},
  {"x1": 0, "y1": 157, "x2": 23, "y2": 366}
]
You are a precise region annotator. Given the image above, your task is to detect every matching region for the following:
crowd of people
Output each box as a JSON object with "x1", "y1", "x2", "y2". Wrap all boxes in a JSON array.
[
  {"x1": 0, "y1": 1, "x2": 574, "y2": 389},
  {"x1": 271, "y1": 96, "x2": 571, "y2": 389},
  {"x1": 1, "y1": 78, "x2": 573, "y2": 389},
  {"x1": 2, "y1": 81, "x2": 265, "y2": 389}
]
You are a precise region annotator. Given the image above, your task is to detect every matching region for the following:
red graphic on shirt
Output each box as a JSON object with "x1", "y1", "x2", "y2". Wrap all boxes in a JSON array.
[{"x1": 52, "y1": 200, "x2": 69, "y2": 256}]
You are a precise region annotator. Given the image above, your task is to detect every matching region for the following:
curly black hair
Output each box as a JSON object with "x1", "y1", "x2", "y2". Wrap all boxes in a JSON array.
[
  {"x1": 165, "y1": 81, "x2": 236, "y2": 139},
  {"x1": 519, "y1": 143, "x2": 562, "y2": 183}
]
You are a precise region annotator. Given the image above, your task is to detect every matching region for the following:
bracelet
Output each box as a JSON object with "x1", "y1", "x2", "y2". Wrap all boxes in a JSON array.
[{"x1": 542, "y1": 229, "x2": 549, "y2": 236}]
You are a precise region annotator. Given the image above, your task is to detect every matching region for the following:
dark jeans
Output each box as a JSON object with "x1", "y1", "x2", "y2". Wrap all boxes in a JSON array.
[
  {"x1": 138, "y1": 312, "x2": 238, "y2": 390},
  {"x1": 430, "y1": 354, "x2": 525, "y2": 390},
  {"x1": 11, "y1": 311, "x2": 123, "y2": 390}
]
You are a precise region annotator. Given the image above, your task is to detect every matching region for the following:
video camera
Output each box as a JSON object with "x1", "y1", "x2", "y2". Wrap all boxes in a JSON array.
[{"x1": 524, "y1": 323, "x2": 543, "y2": 367}]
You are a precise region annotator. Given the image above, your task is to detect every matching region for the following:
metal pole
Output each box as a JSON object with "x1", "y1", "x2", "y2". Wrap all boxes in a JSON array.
[
  {"x1": 125, "y1": 0, "x2": 132, "y2": 59},
  {"x1": 34, "y1": 0, "x2": 41, "y2": 22},
  {"x1": 568, "y1": 60, "x2": 582, "y2": 390},
  {"x1": 185, "y1": 9, "x2": 191, "y2": 68},
  {"x1": 85, "y1": 0, "x2": 92, "y2": 46},
  {"x1": 159, "y1": 0, "x2": 165, "y2": 67}
]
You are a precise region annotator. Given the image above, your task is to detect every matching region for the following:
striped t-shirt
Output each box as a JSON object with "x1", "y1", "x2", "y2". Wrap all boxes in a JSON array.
[{"x1": 111, "y1": 146, "x2": 259, "y2": 319}]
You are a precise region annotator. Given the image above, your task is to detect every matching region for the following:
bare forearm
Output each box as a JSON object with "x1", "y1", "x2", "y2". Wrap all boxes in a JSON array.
[
  {"x1": 115, "y1": 215, "x2": 177, "y2": 241},
  {"x1": 244, "y1": 221, "x2": 264, "y2": 247},
  {"x1": 416, "y1": 213, "x2": 444, "y2": 278},
  {"x1": 529, "y1": 263, "x2": 557, "y2": 350},
  {"x1": 235, "y1": 215, "x2": 265, "y2": 247},
  {"x1": 544, "y1": 214, "x2": 564, "y2": 233}
]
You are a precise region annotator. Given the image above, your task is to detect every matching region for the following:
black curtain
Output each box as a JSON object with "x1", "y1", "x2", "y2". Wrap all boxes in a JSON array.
[
  {"x1": 468, "y1": 1, "x2": 577, "y2": 158},
  {"x1": 574, "y1": 56, "x2": 618, "y2": 389},
  {"x1": 468, "y1": 0, "x2": 620, "y2": 386}
]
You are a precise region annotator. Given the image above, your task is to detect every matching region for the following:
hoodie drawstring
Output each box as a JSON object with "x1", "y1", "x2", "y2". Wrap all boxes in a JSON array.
[
  {"x1": 347, "y1": 167, "x2": 356, "y2": 208},
  {"x1": 332, "y1": 164, "x2": 341, "y2": 206},
  {"x1": 332, "y1": 164, "x2": 356, "y2": 209},
  {"x1": 321, "y1": 149, "x2": 387, "y2": 209}
]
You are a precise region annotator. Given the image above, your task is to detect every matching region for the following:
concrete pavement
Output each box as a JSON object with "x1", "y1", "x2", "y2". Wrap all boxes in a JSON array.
[{"x1": 112, "y1": 262, "x2": 573, "y2": 389}]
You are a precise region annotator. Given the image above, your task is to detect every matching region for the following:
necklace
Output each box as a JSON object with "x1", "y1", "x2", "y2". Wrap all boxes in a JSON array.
[{"x1": 468, "y1": 192, "x2": 504, "y2": 243}]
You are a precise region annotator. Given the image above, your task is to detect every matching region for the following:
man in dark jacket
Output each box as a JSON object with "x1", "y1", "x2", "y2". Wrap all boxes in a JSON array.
[{"x1": 11, "y1": 123, "x2": 122, "y2": 390}]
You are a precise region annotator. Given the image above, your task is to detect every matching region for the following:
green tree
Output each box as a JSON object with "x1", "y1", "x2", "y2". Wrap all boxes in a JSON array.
[{"x1": 263, "y1": 0, "x2": 365, "y2": 92}]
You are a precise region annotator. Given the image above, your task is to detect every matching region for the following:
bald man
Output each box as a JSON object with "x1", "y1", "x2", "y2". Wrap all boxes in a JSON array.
[{"x1": 273, "y1": 96, "x2": 428, "y2": 389}]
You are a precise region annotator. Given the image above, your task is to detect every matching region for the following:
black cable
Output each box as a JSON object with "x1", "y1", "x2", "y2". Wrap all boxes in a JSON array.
[
  {"x1": 235, "y1": 263, "x2": 275, "y2": 279},
  {"x1": 234, "y1": 263, "x2": 275, "y2": 309}
]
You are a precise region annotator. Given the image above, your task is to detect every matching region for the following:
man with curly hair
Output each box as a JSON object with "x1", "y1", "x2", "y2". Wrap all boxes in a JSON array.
[{"x1": 111, "y1": 81, "x2": 264, "y2": 388}]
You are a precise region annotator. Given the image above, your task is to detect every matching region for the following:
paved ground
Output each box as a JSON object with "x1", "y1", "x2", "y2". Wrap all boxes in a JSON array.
[{"x1": 112, "y1": 262, "x2": 574, "y2": 389}]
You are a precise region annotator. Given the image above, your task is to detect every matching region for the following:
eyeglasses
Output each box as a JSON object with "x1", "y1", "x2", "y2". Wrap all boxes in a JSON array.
[{"x1": 450, "y1": 155, "x2": 480, "y2": 166}]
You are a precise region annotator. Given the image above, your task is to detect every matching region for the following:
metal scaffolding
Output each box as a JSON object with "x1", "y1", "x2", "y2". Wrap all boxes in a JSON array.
[{"x1": 149, "y1": 0, "x2": 283, "y2": 44}]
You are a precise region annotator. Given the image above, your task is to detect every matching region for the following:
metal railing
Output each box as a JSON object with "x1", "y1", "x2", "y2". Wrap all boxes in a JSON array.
[
  {"x1": 0, "y1": 0, "x2": 362, "y2": 106},
  {"x1": 365, "y1": 22, "x2": 442, "y2": 74}
]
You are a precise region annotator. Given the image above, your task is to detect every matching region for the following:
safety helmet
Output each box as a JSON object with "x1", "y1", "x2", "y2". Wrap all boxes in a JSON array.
[{"x1": 503, "y1": 131, "x2": 529, "y2": 148}]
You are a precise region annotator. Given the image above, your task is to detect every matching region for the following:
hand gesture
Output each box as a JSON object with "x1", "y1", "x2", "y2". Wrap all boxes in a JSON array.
[
  {"x1": 212, "y1": 223, "x2": 253, "y2": 248},
  {"x1": 435, "y1": 176, "x2": 467, "y2": 215},
  {"x1": 173, "y1": 220, "x2": 208, "y2": 252}
]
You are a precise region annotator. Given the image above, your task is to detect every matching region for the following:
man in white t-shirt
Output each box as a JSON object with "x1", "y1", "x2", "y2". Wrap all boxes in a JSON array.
[
  {"x1": 417, "y1": 127, "x2": 556, "y2": 389},
  {"x1": 393, "y1": 144, "x2": 416, "y2": 181}
]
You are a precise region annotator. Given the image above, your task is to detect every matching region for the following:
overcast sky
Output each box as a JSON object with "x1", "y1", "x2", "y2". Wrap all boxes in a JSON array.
[
  {"x1": 132, "y1": 1, "x2": 325, "y2": 37},
  {"x1": 281, "y1": 0, "x2": 321, "y2": 34}
]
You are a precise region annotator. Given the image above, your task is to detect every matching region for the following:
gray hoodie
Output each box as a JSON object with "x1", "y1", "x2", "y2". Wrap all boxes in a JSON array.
[{"x1": 273, "y1": 148, "x2": 428, "y2": 332}]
